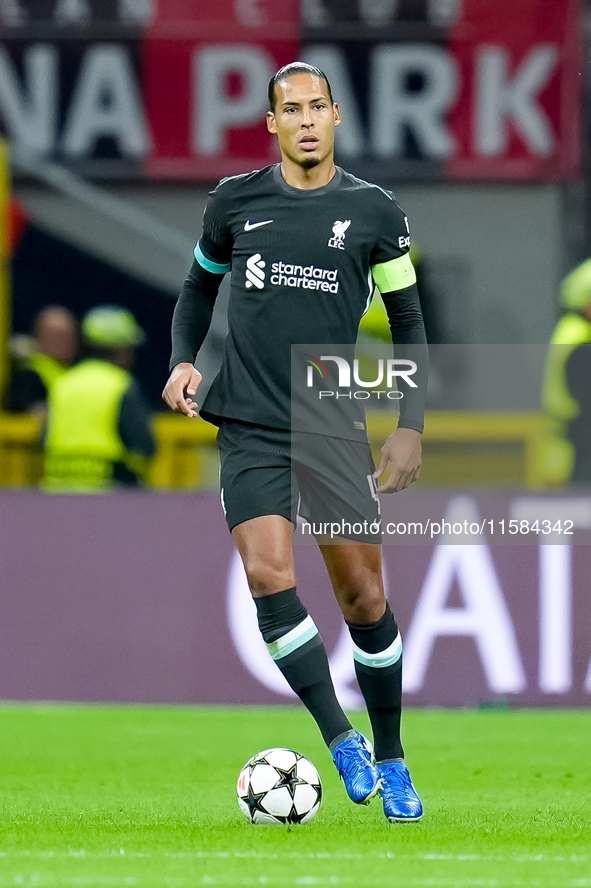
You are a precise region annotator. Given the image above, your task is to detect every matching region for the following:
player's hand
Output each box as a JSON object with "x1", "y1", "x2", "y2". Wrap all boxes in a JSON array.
[
  {"x1": 162, "y1": 362, "x2": 202, "y2": 417},
  {"x1": 373, "y1": 427, "x2": 421, "y2": 493}
]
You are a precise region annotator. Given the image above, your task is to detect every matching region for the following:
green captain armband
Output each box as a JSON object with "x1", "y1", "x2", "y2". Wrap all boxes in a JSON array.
[{"x1": 371, "y1": 253, "x2": 416, "y2": 293}]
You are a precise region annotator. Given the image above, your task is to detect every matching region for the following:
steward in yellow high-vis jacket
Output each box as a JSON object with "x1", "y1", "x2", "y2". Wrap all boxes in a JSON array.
[
  {"x1": 43, "y1": 305, "x2": 155, "y2": 491},
  {"x1": 539, "y1": 260, "x2": 591, "y2": 485}
]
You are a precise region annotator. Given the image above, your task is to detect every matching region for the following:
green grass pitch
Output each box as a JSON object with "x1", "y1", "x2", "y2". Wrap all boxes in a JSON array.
[{"x1": 1, "y1": 705, "x2": 590, "y2": 887}]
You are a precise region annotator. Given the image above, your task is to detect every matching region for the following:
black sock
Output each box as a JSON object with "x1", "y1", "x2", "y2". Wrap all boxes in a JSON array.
[
  {"x1": 347, "y1": 603, "x2": 404, "y2": 761},
  {"x1": 255, "y1": 587, "x2": 352, "y2": 748}
]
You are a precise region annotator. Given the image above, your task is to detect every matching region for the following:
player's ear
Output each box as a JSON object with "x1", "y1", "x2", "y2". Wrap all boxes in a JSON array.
[
  {"x1": 333, "y1": 103, "x2": 341, "y2": 128},
  {"x1": 266, "y1": 111, "x2": 277, "y2": 134}
]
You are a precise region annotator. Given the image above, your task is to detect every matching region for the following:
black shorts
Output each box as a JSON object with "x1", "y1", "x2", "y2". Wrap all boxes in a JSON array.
[{"x1": 217, "y1": 421, "x2": 382, "y2": 543}]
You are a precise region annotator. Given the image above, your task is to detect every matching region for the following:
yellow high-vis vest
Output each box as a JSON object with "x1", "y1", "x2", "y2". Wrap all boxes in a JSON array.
[
  {"x1": 538, "y1": 313, "x2": 591, "y2": 485},
  {"x1": 26, "y1": 351, "x2": 69, "y2": 394},
  {"x1": 43, "y1": 359, "x2": 132, "y2": 492}
]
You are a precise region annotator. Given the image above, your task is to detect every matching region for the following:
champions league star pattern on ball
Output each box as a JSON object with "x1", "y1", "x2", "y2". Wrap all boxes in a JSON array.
[{"x1": 237, "y1": 748, "x2": 322, "y2": 825}]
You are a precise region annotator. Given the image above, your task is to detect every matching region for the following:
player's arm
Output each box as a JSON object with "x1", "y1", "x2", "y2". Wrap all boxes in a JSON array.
[
  {"x1": 163, "y1": 257, "x2": 227, "y2": 416},
  {"x1": 163, "y1": 191, "x2": 232, "y2": 417},
  {"x1": 370, "y1": 247, "x2": 429, "y2": 493}
]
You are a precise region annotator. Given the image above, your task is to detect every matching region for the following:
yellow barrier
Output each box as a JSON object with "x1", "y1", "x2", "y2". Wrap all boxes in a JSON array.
[
  {"x1": 0, "y1": 413, "x2": 44, "y2": 486},
  {"x1": 0, "y1": 410, "x2": 546, "y2": 489},
  {"x1": 149, "y1": 412, "x2": 218, "y2": 489}
]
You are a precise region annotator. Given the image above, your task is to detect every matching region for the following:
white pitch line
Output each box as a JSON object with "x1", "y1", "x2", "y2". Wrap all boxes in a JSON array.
[
  {"x1": 190, "y1": 881, "x2": 591, "y2": 888},
  {"x1": 3, "y1": 880, "x2": 591, "y2": 888},
  {"x1": 2, "y1": 875, "x2": 591, "y2": 888},
  {"x1": 0, "y1": 851, "x2": 588, "y2": 863}
]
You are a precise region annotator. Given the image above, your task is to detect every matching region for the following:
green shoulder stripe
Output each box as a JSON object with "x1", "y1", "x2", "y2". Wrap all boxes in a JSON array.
[{"x1": 371, "y1": 253, "x2": 416, "y2": 292}]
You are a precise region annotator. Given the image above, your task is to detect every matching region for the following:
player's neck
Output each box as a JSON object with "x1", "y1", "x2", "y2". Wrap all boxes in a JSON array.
[{"x1": 279, "y1": 157, "x2": 337, "y2": 190}]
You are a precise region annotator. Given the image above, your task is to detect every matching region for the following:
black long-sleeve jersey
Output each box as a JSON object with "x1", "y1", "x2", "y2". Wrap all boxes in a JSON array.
[{"x1": 171, "y1": 164, "x2": 427, "y2": 441}]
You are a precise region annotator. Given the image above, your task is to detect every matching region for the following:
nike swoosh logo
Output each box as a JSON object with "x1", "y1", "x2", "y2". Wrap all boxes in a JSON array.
[{"x1": 244, "y1": 220, "x2": 273, "y2": 231}]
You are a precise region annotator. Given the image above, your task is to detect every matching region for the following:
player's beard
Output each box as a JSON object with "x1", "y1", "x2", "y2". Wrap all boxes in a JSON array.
[{"x1": 300, "y1": 156, "x2": 321, "y2": 169}]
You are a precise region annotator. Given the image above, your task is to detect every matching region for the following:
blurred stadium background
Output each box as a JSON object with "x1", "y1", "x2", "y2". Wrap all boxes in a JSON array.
[
  {"x1": 0, "y1": 0, "x2": 590, "y2": 765},
  {"x1": 2, "y1": 3, "x2": 591, "y2": 887}
]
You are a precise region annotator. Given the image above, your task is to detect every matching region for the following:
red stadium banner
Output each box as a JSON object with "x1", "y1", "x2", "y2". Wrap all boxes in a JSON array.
[
  {"x1": 142, "y1": 0, "x2": 299, "y2": 178},
  {"x1": 0, "y1": 0, "x2": 582, "y2": 180},
  {"x1": 303, "y1": 0, "x2": 582, "y2": 181},
  {"x1": 445, "y1": 0, "x2": 582, "y2": 179}
]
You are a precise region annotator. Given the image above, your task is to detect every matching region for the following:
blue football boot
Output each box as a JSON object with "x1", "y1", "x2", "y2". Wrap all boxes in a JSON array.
[
  {"x1": 332, "y1": 732, "x2": 381, "y2": 805},
  {"x1": 378, "y1": 761, "x2": 423, "y2": 822}
]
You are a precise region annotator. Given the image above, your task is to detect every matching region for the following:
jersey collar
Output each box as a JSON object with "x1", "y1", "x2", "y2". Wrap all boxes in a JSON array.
[{"x1": 272, "y1": 163, "x2": 343, "y2": 196}]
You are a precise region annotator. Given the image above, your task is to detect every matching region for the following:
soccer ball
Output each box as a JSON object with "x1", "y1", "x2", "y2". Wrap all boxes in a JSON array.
[{"x1": 237, "y1": 748, "x2": 322, "y2": 825}]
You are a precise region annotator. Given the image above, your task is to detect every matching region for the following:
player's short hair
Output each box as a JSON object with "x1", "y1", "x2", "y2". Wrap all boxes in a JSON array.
[{"x1": 268, "y1": 62, "x2": 333, "y2": 111}]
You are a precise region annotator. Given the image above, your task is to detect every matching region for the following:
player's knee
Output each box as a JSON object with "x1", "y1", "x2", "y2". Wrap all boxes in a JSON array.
[
  {"x1": 243, "y1": 556, "x2": 295, "y2": 597},
  {"x1": 339, "y1": 584, "x2": 386, "y2": 624}
]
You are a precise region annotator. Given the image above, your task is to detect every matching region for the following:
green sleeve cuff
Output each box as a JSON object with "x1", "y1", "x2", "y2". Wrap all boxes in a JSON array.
[
  {"x1": 371, "y1": 253, "x2": 416, "y2": 293},
  {"x1": 194, "y1": 241, "x2": 231, "y2": 275}
]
